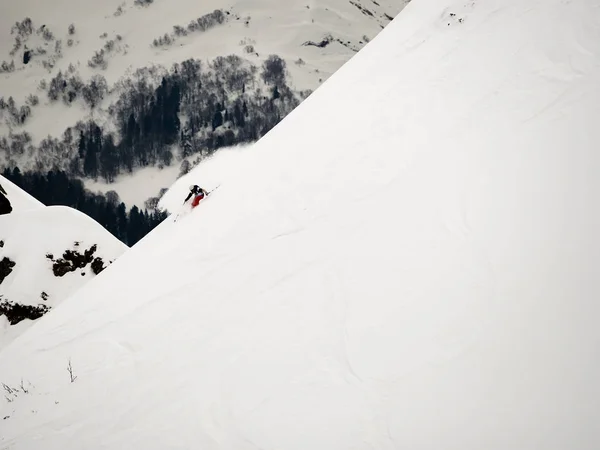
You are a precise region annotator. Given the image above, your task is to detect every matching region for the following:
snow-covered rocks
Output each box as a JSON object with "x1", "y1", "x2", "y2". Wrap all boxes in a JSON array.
[{"x1": 0, "y1": 176, "x2": 127, "y2": 349}]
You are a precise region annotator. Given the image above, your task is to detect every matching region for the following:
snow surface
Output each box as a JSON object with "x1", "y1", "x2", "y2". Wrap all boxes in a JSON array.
[
  {"x1": 0, "y1": 175, "x2": 44, "y2": 212},
  {"x1": 0, "y1": 204, "x2": 128, "y2": 350},
  {"x1": 2, "y1": 0, "x2": 600, "y2": 448}
]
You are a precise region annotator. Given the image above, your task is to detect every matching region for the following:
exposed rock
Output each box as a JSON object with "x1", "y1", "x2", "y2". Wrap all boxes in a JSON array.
[
  {"x1": 0, "y1": 184, "x2": 12, "y2": 215},
  {"x1": 0, "y1": 257, "x2": 16, "y2": 284},
  {"x1": 48, "y1": 244, "x2": 101, "y2": 277},
  {"x1": 0, "y1": 299, "x2": 50, "y2": 325}
]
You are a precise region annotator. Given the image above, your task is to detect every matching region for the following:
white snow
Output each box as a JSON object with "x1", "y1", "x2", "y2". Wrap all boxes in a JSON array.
[
  {"x1": 1, "y1": 0, "x2": 600, "y2": 448},
  {"x1": 0, "y1": 204, "x2": 128, "y2": 350}
]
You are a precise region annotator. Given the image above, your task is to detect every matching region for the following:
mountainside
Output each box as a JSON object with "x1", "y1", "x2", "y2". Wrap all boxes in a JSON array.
[
  {"x1": 0, "y1": 0, "x2": 409, "y2": 208},
  {"x1": 0, "y1": 176, "x2": 128, "y2": 349},
  {"x1": 2, "y1": 0, "x2": 600, "y2": 448}
]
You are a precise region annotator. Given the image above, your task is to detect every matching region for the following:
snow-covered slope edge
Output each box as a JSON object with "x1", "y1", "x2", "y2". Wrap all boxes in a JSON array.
[
  {"x1": 0, "y1": 184, "x2": 128, "y2": 349},
  {"x1": 1, "y1": 0, "x2": 600, "y2": 448},
  {"x1": 0, "y1": 174, "x2": 43, "y2": 213}
]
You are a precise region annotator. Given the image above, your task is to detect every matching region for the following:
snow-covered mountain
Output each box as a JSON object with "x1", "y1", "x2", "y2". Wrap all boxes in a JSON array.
[
  {"x1": 0, "y1": 0, "x2": 409, "y2": 208},
  {"x1": 0, "y1": 175, "x2": 128, "y2": 350},
  {"x1": 2, "y1": 0, "x2": 600, "y2": 448}
]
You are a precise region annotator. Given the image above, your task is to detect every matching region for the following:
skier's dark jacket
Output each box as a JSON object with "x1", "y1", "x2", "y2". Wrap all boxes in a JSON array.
[{"x1": 184, "y1": 185, "x2": 208, "y2": 203}]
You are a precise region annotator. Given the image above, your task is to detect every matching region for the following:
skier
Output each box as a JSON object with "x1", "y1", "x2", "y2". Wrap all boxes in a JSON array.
[{"x1": 183, "y1": 184, "x2": 209, "y2": 208}]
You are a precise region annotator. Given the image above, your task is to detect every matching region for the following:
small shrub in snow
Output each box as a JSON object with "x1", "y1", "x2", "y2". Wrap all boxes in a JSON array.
[
  {"x1": 152, "y1": 34, "x2": 173, "y2": 47},
  {"x1": 67, "y1": 359, "x2": 77, "y2": 382},
  {"x1": 5, "y1": 96, "x2": 17, "y2": 114},
  {"x1": 16, "y1": 105, "x2": 32, "y2": 125},
  {"x1": 261, "y1": 54, "x2": 287, "y2": 85},
  {"x1": 68, "y1": 23, "x2": 75, "y2": 35},
  {"x1": 244, "y1": 44, "x2": 255, "y2": 54},
  {"x1": 7, "y1": 132, "x2": 32, "y2": 157},
  {"x1": 82, "y1": 75, "x2": 108, "y2": 109},
  {"x1": 9, "y1": 18, "x2": 33, "y2": 57},
  {"x1": 88, "y1": 49, "x2": 108, "y2": 70},
  {"x1": 11, "y1": 18, "x2": 33, "y2": 37},
  {"x1": 47, "y1": 71, "x2": 66, "y2": 101},
  {"x1": 134, "y1": 0, "x2": 154, "y2": 6},
  {"x1": 0, "y1": 61, "x2": 15, "y2": 73},
  {"x1": 26, "y1": 94, "x2": 39, "y2": 107},
  {"x1": 173, "y1": 25, "x2": 187, "y2": 37},
  {"x1": 67, "y1": 38, "x2": 74, "y2": 47},
  {"x1": 40, "y1": 26, "x2": 55, "y2": 41},
  {"x1": 66, "y1": 75, "x2": 85, "y2": 104},
  {"x1": 9, "y1": 37, "x2": 22, "y2": 57},
  {"x1": 103, "y1": 39, "x2": 115, "y2": 52},
  {"x1": 19, "y1": 379, "x2": 32, "y2": 394}
]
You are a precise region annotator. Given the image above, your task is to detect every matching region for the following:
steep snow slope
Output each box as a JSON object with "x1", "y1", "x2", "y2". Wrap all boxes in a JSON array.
[
  {"x1": 0, "y1": 174, "x2": 44, "y2": 212},
  {"x1": 2, "y1": 0, "x2": 600, "y2": 448},
  {"x1": 0, "y1": 204, "x2": 127, "y2": 350}
]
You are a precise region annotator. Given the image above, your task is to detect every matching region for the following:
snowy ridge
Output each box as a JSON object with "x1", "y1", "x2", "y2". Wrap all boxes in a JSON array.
[
  {"x1": 0, "y1": 199, "x2": 127, "y2": 350},
  {"x1": 0, "y1": 174, "x2": 43, "y2": 212},
  {"x1": 1, "y1": 0, "x2": 600, "y2": 448}
]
